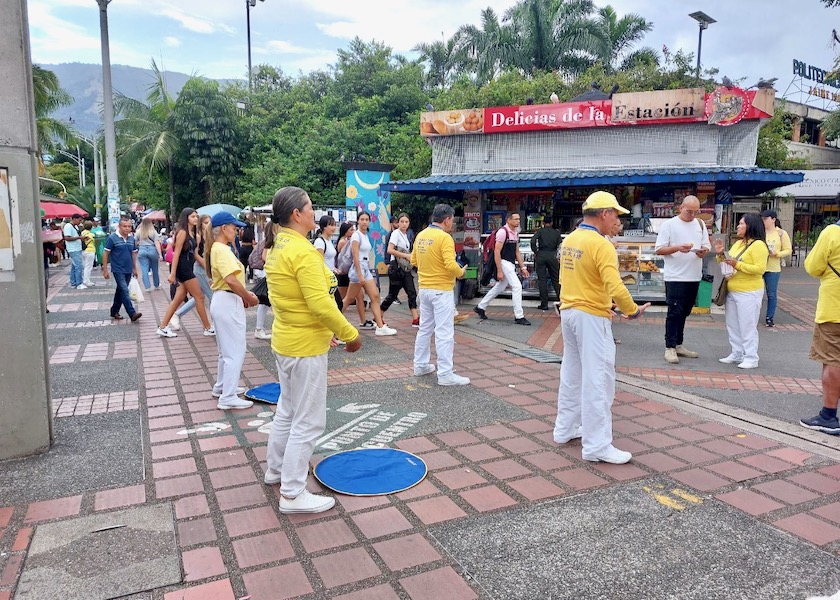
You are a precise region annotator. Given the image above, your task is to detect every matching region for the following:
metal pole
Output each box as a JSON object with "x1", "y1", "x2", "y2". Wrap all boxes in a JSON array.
[
  {"x1": 695, "y1": 25, "x2": 703, "y2": 83},
  {"x1": 246, "y1": 0, "x2": 252, "y2": 90},
  {"x1": 98, "y1": 0, "x2": 120, "y2": 231}
]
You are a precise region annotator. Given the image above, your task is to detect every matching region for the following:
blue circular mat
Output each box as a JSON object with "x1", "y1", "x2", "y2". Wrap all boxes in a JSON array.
[{"x1": 313, "y1": 448, "x2": 427, "y2": 496}]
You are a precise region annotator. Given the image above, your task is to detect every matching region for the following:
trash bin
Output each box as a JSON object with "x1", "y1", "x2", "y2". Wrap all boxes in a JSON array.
[{"x1": 694, "y1": 274, "x2": 714, "y2": 311}]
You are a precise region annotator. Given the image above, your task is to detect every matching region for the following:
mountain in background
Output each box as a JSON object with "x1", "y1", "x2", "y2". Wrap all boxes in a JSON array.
[{"x1": 39, "y1": 62, "x2": 241, "y2": 136}]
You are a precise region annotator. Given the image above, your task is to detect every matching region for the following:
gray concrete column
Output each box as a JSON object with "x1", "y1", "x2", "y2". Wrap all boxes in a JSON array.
[{"x1": 0, "y1": 0, "x2": 53, "y2": 459}]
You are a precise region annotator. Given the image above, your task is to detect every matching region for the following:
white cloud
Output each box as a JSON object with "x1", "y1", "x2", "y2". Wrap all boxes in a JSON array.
[{"x1": 164, "y1": 36, "x2": 181, "y2": 48}]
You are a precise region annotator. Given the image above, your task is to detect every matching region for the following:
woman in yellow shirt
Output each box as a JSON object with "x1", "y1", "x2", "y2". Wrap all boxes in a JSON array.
[
  {"x1": 206, "y1": 212, "x2": 259, "y2": 410},
  {"x1": 714, "y1": 214, "x2": 769, "y2": 369},
  {"x1": 760, "y1": 209, "x2": 792, "y2": 328}
]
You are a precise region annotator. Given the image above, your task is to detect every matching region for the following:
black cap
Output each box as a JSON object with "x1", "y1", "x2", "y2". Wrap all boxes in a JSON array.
[{"x1": 760, "y1": 209, "x2": 778, "y2": 219}]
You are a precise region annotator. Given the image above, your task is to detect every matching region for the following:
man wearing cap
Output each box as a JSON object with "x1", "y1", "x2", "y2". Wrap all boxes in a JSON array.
[
  {"x1": 799, "y1": 219, "x2": 840, "y2": 435},
  {"x1": 654, "y1": 195, "x2": 711, "y2": 364},
  {"x1": 474, "y1": 212, "x2": 531, "y2": 325},
  {"x1": 531, "y1": 215, "x2": 562, "y2": 311},
  {"x1": 63, "y1": 213, "x2": 84, "y2": 288},
  {"x1": 553, "y1": 191, "x2": 650, "y2": 464},
  {"x1": 102, "y1": 216, "x2": 142, "y2": 322}
]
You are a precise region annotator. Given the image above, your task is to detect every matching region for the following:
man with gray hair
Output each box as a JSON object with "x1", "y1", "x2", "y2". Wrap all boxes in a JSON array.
[{"x1": 411, "y1": 203, "x2": 469, "y2": 386}]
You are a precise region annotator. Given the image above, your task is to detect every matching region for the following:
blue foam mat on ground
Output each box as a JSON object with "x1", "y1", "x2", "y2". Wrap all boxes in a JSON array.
[
  {"x1": 313, "y1": 448, "x2": 427, "y2": 496},
  {"x1": 244, "y1": 382, "x2": 281, "y2": 405}
]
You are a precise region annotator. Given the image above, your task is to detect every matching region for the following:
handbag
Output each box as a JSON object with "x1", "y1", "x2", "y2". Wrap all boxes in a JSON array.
[
  {"x1": 128, "y1": 277, "x2": 145, "y2": 303},
  {"x1": 712, "y1": 241, "x2": 754, "y2": 306}
]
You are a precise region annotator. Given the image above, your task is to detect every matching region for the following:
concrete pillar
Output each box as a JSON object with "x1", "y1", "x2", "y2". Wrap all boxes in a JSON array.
[{"x1": 0, "y1": 0, "x2": 53, "y2": 459}]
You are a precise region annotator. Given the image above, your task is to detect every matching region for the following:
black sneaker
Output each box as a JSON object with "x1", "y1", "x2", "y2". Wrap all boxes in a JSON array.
[
  {"x1": 473, "y1": 306, "x2": 487, "y2": 320},
  {"x1": 800, "y1": 414, "x2": 840, "y2": 435},
  {"x1": 537, "y1": 303, "x2": 549, "y2": 310},
  {"x1": 765, "y1": 317, "x2": 774, "y2": 328},
  {"x1": 514, "y1": 317, "x2": 531, "y2": 326}
]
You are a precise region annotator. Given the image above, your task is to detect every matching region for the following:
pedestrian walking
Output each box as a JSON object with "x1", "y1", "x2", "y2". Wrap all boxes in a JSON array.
[
  {"x1": 553, "y1": 191, "x2": 649, "y2": 464},
  {"x1": 530, "y1": 214, "x2": 561, "y2": 311},
  {"x1": 136, "y1": 217, "x2": 163, "y2": 292},
  {"x1": 760, "y1": 209, "x2": 792, "y2": 328},
  {"x1": 714, "y1": 214, "x2": 769, "y2": 369},
  {"x1": 101, "y1": 216, "x2": 142, "y2": 323},
  {"x1": 80, "y1": 220, "x2": 97, "y2": 288},
  {"x1": 63, "y1": 214, "x2": 84, "y2": 288},
  {"x1": 799, "y1": 219, "x2": 840, "y2": 435},
  {"x1": 156, "y1": 208, "x2": 215, "y2": 338},
  {"x1": 206, "y1": 212, "x2": 259, "y2": 410},
  {"x1": 264, "y1": 186, "x2": 362, "y2": 514},
  {"x1": 654, "y1": 195, "x2": 711, "y2": 364},
  {"x1": 170, "y1": 214, "x2": 214, "y2": 332},
  {"x1": 412, "y1": 204, "x2": 469, "y2": 385},
  {"x1": 381, "y1": 213, "x2": 419, "y2": 327},
  {"x1": 474, "y1": 212, "x2": 531, "y2": 325}
]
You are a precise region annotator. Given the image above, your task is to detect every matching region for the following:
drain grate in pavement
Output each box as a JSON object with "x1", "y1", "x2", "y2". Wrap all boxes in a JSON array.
[{"x1": 506, "y1": 348, "x2": 563, "y2": 363}]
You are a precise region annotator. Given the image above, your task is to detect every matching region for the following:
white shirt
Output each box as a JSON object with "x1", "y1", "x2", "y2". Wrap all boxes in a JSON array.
[
  {"x1": 655, "y1": 216, "x2": 710, "y2": 282},
  {"x1": 388, "y1": 229, "x2": 410, "y2": 263},
  {"x1": 314, "y1": 236, "x2": 337, "y2": 270},
  {"x1": 351, "y1": 230, "x2": 371, "y2": 261}
]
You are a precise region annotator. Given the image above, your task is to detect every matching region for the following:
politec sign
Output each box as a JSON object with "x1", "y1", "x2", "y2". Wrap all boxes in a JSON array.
[{"x1": 420, "y1": 87, "x2": 774, "y2": 137}]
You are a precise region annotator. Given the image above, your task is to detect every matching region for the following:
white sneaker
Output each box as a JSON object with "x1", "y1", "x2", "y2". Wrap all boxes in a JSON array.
[
  {"x1": 375, "y1": 324, "x2": 397, "y2": 336},
  {"x1": 254, "y1": 328, "x2": 272, "y2": 340},
  {"x1": 76, "y1": 284, "x2": 87, "y2": 290},
  {"x1": 170, "y1": 314, "x2": 181, "y2": 331},
  {"x1": 216, "y1": 397, "x2": 253, "y2": 410},
  {"x1": 582, "y1": 445, "x2": 632, "y2": 464},
  {"x1": 212, "y1": 387, "x2": 246, "y2": 398},
  {"x1": 278, "y1": 489, "x2": 335, "y2": 514},
  {"x1": 203, "y1": 327, "x2": 216, "y2": 337},
  {"x1": 554, "y1": 425, "x2": 584, "y2": 444},
  {"x1": 718, "y1": 355, "x2": 743, "y2": 364},
  {"x1": 156, "y1": 326, "x2": 177, "y2": 338},
  {"x1": 438, "y1": 373, "x2": 470, "y2": 386},
  {"x1": 264, "y1": 470, "x2": 281, "y2": 485},
  {"x1": 737, "y1": 360, "x2": 759, "y2": 369},
  {"x1": 414, "y1": 364, "x2": 435, "y2": 376}
]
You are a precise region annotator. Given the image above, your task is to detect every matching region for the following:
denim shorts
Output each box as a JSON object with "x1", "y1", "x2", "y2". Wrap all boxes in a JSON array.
[{"x1": 348, "y1": 261, "x2": 373, "y2": 283}]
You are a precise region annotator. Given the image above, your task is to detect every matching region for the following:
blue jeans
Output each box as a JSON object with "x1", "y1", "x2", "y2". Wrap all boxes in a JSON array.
[
  {"x1": 137, "y1": 246, "x2": 160, "y2": 289},
  {"x1": 763, "y1": 271, "x2": 781, "y2": 320},
  {"x1": 68, "y1": 251, "x2": 83, "y2": 287},
  {"x1": 111, "y1": 272, "x2": 136, "y2": 318},
  {"x1": 176, "y1": 263, "x2": 213, "y2": 317}
]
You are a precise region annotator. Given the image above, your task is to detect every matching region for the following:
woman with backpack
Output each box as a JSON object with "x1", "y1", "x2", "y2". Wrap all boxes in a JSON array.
[
  {"x1": 251, "y1": 220, "x2": 275, "y2": 340},
  {"x1": 339, "y1": 212, "x2": 396, "y2": 336}
]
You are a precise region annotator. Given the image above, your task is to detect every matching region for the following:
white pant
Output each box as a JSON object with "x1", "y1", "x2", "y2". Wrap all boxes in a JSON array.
[
  {"x1": 256, "y1": 304, "x2": 271, "y2": 330},
  {"x1": 554, "y1": 309, "x2": 616, "y2": 457},
  {"x1": 725, "y1": 289, "x2": 763, "y2": 362},
  {"x1": 478, "y1": 259, "x2": 523, "y2": 318},
  {"x1": 266, "y1": 352, "x2": 328, "y2": 498},
  {"x1": 414, "y1": 289, "x2": 456, "y2": 377},
  {"x1": 210, "y1": 291, "x2": 246, "y2": 404},
  {"x1": 82, "y1": 252, "x2": 95, "y2": 286}
]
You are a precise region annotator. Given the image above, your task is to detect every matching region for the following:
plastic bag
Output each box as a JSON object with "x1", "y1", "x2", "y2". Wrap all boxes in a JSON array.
[{"x1": 128, "y1": 277, "x2": 144, "y2": 303}]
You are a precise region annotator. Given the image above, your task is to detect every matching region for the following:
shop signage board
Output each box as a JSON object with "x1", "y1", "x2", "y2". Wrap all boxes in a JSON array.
[{"x1": 420, "y1": 87, "x2": 775, "y2": 137}]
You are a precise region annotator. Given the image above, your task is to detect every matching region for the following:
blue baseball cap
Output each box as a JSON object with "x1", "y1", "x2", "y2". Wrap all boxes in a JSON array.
[{"x1": 211, "y1": 212, "x2": 246, "y2": 228}]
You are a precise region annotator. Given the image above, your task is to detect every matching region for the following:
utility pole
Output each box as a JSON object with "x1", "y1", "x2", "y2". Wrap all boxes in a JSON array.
[{"x1": 97, "y1": 0, "x2": 120, "y2": 231}]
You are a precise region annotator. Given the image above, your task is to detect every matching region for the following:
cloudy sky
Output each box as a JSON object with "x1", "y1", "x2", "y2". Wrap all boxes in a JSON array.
[{"x1": 28, "y1": 0, "x2": 840, "y2": 103}]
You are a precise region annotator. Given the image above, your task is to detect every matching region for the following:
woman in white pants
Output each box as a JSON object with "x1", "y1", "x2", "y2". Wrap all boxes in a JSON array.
[
  {"x1": 264, "y1": 186, "x2": 362, "y2": 514},
  {"x1": 206, "y1": 212, "x2": 259, "y2": 409},
  {"x1": 714, "y1": 214, "x2": 769, "y2": 369}
]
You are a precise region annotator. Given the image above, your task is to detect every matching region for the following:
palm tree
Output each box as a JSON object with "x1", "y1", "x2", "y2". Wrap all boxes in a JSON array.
[
  {"x1": 592, "y1": 5, "x2": 656, "y2": 73},
  {"x1": 114, "y1": 59, "x2": 179, "y2": 221},
  {"x1": 32, "y1": 65, "x2": 74, "y2": 160},
  {"x1": 453, "y1": 8, "x2": 517, "y2": 85}
]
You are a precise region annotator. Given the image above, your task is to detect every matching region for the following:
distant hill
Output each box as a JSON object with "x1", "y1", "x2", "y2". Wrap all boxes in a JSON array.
[{"x1": 38, "y1": 62, "x2": 242, "y2": 136}]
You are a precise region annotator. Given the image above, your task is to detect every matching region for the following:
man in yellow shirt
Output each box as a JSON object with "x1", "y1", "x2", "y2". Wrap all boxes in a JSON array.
[
  {"x1": 411, "y1": 203, "x2": 468, "y2": 386},
  {"x1": 800, "y1": 220, "x2": 840, "y2": 435},
  {"x1": 553, "y1": 191, "x2": 650, "y2": 464}
]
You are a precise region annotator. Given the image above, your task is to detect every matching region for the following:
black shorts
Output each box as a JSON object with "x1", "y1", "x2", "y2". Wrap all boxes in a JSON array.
[
  {"x1": 337, "y1": 273, "x2": 350, "y2": 287},
  {"x1": 176, "y1": 259, "x2": 195, "y2": 283}
]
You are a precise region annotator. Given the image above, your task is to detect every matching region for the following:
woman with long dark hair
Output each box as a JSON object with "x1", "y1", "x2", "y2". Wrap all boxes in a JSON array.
[
  {"x1": 339, "y1": 212, "x2": 396, "y2": 336},
  {"x1": 157, "y1": 208, "x2": 215, "y2": 338},
  {"x1": 714, "y1": 213, "x2": 769, "y2": 369},
  {"x1": 380, "y1": 213, "x2": 419, "y2": 326},
  {"x1": 264, "y1": 186, "x2": 361, "y2": 513}
]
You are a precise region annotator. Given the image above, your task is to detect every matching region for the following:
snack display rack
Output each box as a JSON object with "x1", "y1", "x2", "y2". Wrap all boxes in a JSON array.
[{"x1": 614, "y1": 236, "x2": 666, "y2": 302}]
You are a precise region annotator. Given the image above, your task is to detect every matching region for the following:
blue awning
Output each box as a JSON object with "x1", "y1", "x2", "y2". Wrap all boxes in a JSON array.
[{"x1": 381, "y1": 167, "x2": 805, "y2": 196}]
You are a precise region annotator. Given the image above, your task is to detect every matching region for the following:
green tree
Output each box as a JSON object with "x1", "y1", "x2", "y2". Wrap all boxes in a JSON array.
[{"x1": 32, "y1": 65, "x2": 74, "y2": 160}]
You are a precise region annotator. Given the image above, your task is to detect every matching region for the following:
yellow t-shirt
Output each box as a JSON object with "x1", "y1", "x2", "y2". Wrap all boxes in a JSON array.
[
  {"x1": 410, "y1": 225, "x2": 464, "y2": 291},
  {"x1": 804, "y1": 223, "x2": 840, "y2": 323},
  {"x1": 209, "y1": 242, "x2": 245, "y2": 292},
  {"x1": 559, "y1": 227, "x2": 638, "y2": 318},
  {"x1": 265, "y1": 227, "x2": 359, "y2": 357},
  {"x1": 719, "y1": 239, "x2": 769, "y2": 293},
  {"x1": 81, "y1": 230, "x2": 96, "y2": 253},
  {"x1": 764, "y1": 228, "x2": 792, "y2": 273}
]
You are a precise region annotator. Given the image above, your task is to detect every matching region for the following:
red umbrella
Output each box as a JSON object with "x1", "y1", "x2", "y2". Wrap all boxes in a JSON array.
[{"x1": 40, "y1": 201, "x2": 88, "y2": 219}]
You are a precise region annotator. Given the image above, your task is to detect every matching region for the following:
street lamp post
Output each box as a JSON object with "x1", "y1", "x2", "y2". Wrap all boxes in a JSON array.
[
  {"x1": 246, "y1": 0, "x2": 265, "y2": 90},
  {"x1": 689, "y1": 11, "x2": 716, "y2": 83}
]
